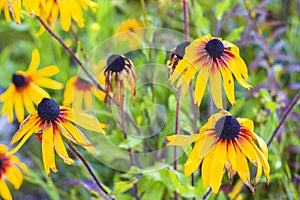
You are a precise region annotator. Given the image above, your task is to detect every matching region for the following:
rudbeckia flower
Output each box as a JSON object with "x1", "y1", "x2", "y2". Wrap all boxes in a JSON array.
[
  {"x1": 104, "y1": 54, "x2": 136, "y2": 103},
  {"x1": 7, "y1": 98, "x2": 107, "y2": 176},
  {"x1": 63, "y1": 76, "x2": 105, "y2": 110},
  {"x1": 117, "y1": 19, "x2": 144, "y2": 49},
  {"x1": 0, "y1": 0, "x2": 22, "y2": 24},
  {"x1": 0, "y1": 144, "x2": 27, "y2": 200},
  {"x1": 0, "y1": 49, "x2": 63, "y2": 123},
  {"x1": 169, "y1": 34, "x2": 252, "y2": 109},
  {"x1": 166, "y1": 110, "x2": 270, "y2": 194},
  {"x1": 31, "y1": 0, "x2": 98, "y2": 32}
]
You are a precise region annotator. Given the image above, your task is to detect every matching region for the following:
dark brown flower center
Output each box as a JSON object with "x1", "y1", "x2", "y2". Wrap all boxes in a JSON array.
[
  {"x1": 12, "y1": 74, "x2": 26, "y2": 88},
  {"x1": 37, "y1": 98, "x2": 60, "y2": 121},
  {"x1": 106, "y1": 54, "x2": 125, "y2": 72},
  {"x1": 175, "y1": 41, "x2": 190, "y2": 59},
  {"x1": 0, "y1": 155, "x2": 10, "y2": 175},
  {"x1": 215, "y1": 116, "x2": 240, "y2": 140},
  {"x1": 205, "y1": 38, "x2": 224, "y2": 58}
]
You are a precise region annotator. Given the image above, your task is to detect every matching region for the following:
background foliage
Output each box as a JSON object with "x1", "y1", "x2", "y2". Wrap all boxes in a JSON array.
[{"x1": 0, "y1": 0, "x2": 299, "y2": 199}]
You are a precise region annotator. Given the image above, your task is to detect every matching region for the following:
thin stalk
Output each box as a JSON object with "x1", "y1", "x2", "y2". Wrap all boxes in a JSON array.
[
  {"x1": 119, "y1": 81, "x2": 139, "y2": 200},
  {"x1": 66, "y1": 141, "x2": 112, "y2": 200},
  {"x1": 267, "y1": 92, "x2": 300, "y2": 146},
  {"x1": 70, "y1": 25, "x2": 88, "y2": 62}
]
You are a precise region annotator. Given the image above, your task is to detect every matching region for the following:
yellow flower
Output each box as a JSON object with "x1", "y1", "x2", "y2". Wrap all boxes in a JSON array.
[
  {"x1": 0, "y1": 49, "x2": 63, "y2": 123},
  {"x1": 117, "y1": 19, "x2": 144, "y2": 49},
  {"x1": 170, "y1": 34, "x2": 252, "y2": 109},
  {"x1": 7, "y1": 98, "x2": 107, "y2": 176},
  {"x1": 104, "y1": 54, "x2": 136, "y2": 103},
  {"x1": 166, "y1": 110, "x2": 270, "y2": 194},
  {"x1": 0, "y1": 144, "x2": 27, "y2": 200},
  {"x1": 0, "y1": 0, "x2": 22, "y2": 24},
  {"x1": 30, "y1": 0, "x2": 98, "y2": 32},
  {"x1": 63, "y1": 76, "x2": 105, "y2": 110}
]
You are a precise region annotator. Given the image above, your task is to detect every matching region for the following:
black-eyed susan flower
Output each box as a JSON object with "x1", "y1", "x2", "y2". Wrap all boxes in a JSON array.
[
  {"x1": 0, "y1": 144, "x2": 27, "y2": 200},
  {"x1": 32, "y1": 0, "x2": 98, "y2": 32},
  {"x1": 63, "y1": 76, "x2": 105, "y2": 110},
  {"x1": 117, "y1": 19, "x2": 144, "y2": 49},
  {"x1": 104, "y1": 54, "x2": 136, "y2": 103},
  {"x1": 167, "y1": 41, "x2": 190, "y2": 77},
  {"x1": 6, "y1": 98, "x2": 107, "y2": 176},
  {"x1": 0, "y1": 0, "x2": 22, "y2": 24},
  {"x1": 0, "y1": 49, "x2": 63, "y2": 123},
  {"x1": 169, "y1": 34, "x2": 252, "y2": 109},
  {"x1": 166, "y1": 110, "x2": 270, "y2": 194}
]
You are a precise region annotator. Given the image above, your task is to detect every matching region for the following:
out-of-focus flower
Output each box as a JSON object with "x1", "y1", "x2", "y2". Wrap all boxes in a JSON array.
[
  {"x1": 7, "y1": 98, "x2": 107, "y2": 176},
  {"x1": 170, "y1": 34, "x2": 252, "y2": 109},
  {"x1": 104, "y1": 54, "x2": 136, "y2": 103},
  {"x1": 117, "y1": 19, "x2": 144, "y2": 49},
  {"x1": 0, "y1": 0, "x2": 22, "y2": 24},
  {"x1": 0, "y1": 49, "x2": 63, "y2": 123},
  {"x1": 63, "y1": 76, "x2": 105, "y2": 110},
  {"x1": 166, "y1": 110, "x2": 269, "y2": 194},
  {"x1": 28, "y1": 0, "x2": 98, "y2": 33},
  {"x1": 0, "y1": 144, "x2": 27, "y2": 200}
]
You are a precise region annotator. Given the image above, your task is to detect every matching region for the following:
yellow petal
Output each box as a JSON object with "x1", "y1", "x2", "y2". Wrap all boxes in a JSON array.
[
  {"x1": 63, "y1": 76, "x2": 77, "y2": 106},
  {"x1": 62, "y1": 108, "x2": 107, "y2": 134},
  {"x1": 169, "y1": 58, "x2": 189, "y2": 84},
  {"x1": 194, "y1": 67, "x2": 209, "y2": 106},
  {"x1": 198, "y1": 132, "x2": 218, "y2": 158},
  {"x1": 23, "y1": 90, "x2": 35, "y2": 114},
  {"x1": 166, "y1": 134, "x2": 202, "y2": 146},
  {"x1": 236, "y1": 134, "x2": 260, "y2": 167},
  {"x1": 94, "y1": 88, "x2": 105, "y2": 101},
  {"x1": 60, "y1": 119, "x2": 96, "y2": 155},
  {"x1": 210, "y1": 69, "x2": 223, "y2": 109},
  {"x1": 0, "y1": 178, "x2": 12, "y2": 200},
  {"x1": 53, "y1": 128, "x2": 75, "y2": 165},
  {"x1": 180, "y1": 65, "x2": 197, "y2": 96},
  {"x1": 27, "y1": 49, "x2": 40, "y2": 74},
  {"x1": 28, "y1": 82, "x2": 50, "y2": 104},
  {"x1": 14, "y1": 93, "x2": 25, "y2": 122},
  {"x1": 201, "y1": 145, "x2": 216, "y2": 188},
  {"x1": 210, "y1": 141, "x2": 226, "y2": 194},
  {"x1": 42, "y1": 122, "x2": 57, "y2": 175},
  {"x1": 5, "y1": 165, "x2": 23, "y2": 189},
  {"x1": 10, "y1": 155, "x2": 27, "y2": 172},
  {"x1": 227, "y1": 57, "x2": 252, "y2": 90},
  {"x1": 184, "y1": 140, "x2": 203, "y2": 176},
  {"x1": 0, "y1": 85, "x2": 15, "y2": 101},
  {"x1": 252, "y1": 131, "x2": 268, "y2": 159},
  {"x1": 58, "y1": 2, "x2": 71, "y2": 31},
  {"x1": 32, "y1": 65, "x2": 59, "y2": 78},
  {"x1": 237, "y1": 118, "x2": 254, "y2": 131},
  {"x1": 227, "y1": 140, "x2": 237, "y2": 172},
  {"x1": 0, "y1": 144, "x2": 8, "y2": 154},
  {"x1": 73, "y1": 90, "x2": 84, "y2": 110},
  {"x1": 84, "y1": 91, "x2": 93, "y2": 110},
  {"x1": 220, "y1": 66, "x2": 235, "y2": 105},
  {"x1": 34, "y1": 77, "x2": 64, "y2": 90}
]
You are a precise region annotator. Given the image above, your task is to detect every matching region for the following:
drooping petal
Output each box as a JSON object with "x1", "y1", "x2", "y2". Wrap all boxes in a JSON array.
[
  {"x1": 227, "y1": 140, "x2": 237, "y2": 174},
  {"x1": 63, "y1": 76, "x2": 76, "y2": 106},
  {"x1": 53, "y1": 126, "x2": 75, "y2": 165},
  {"x1": 60, "y1": 119, "x2": 96, "y2": 155},
  {"x1": 5, "y1": 165, "x2": 23, "y2": 189},
  {"x1": 194, "y1": 67, "x2": 209, "y2": 106},
  {"x1": 0, "y1": 178, "x2": 12, "y2": 200},
  {"x1": 42, "y1": 122, "x2": 57, "y2": 175},
  {"x1": 220, "y1": 66, "x2": 235, "y2": 105},
  {"x1": 61, "y1": 108, "x2": 107, "y2": 134},
  {"x1": 73, "y1": 90, "x2": 84, "y2": 110},
  {"x1": 169, "y1": 58, "x2": 189, "y2": 84},
  {"x1": 14, "y1": 93, "x2": 24, "y2": 122},
  {"x1": 184, "y1": 140, "x2": 203, "y2": 176},
  {"x1": 210, "y1": 68, "x2": 223, "y2": 109},
  {"x1": 201, "y1": 145, "x2": 216, "y2": 188}
]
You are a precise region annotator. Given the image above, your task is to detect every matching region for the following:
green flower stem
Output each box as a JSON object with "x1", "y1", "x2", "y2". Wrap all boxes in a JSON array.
[{"x1": 66, "y1": 141, "x2": 112, "y2": 200}]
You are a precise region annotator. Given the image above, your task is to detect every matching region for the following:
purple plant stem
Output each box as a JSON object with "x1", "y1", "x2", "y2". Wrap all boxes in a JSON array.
[
  {"x1": 267, "y1": 92, "x2": 300, "y2": 147},
  {"x1": 66, "y1": 141, "x2": 111, "y2": 200}
]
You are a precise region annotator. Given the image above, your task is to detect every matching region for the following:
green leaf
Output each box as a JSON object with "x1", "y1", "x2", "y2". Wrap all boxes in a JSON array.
[
  {"x1": 226, "y1": 26, "x2": 245, "y2": 42},
  {"x1": 215, "y1": 0, "x2": 231, "y2": 20},
  {"x1": 118, "y1": 137, "x2": 143, "y2": 149},
  {"x1": 141, "y1": 182, "x2": 165, "y2": 200},
  {"x1": 112, "y1": 177, "x2": 138, "y2": 194}
]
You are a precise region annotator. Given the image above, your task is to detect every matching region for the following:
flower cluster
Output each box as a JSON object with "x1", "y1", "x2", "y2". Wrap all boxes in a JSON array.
[{"x1": 166, "y1": 34, "x2": 270, "y2": 194}]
